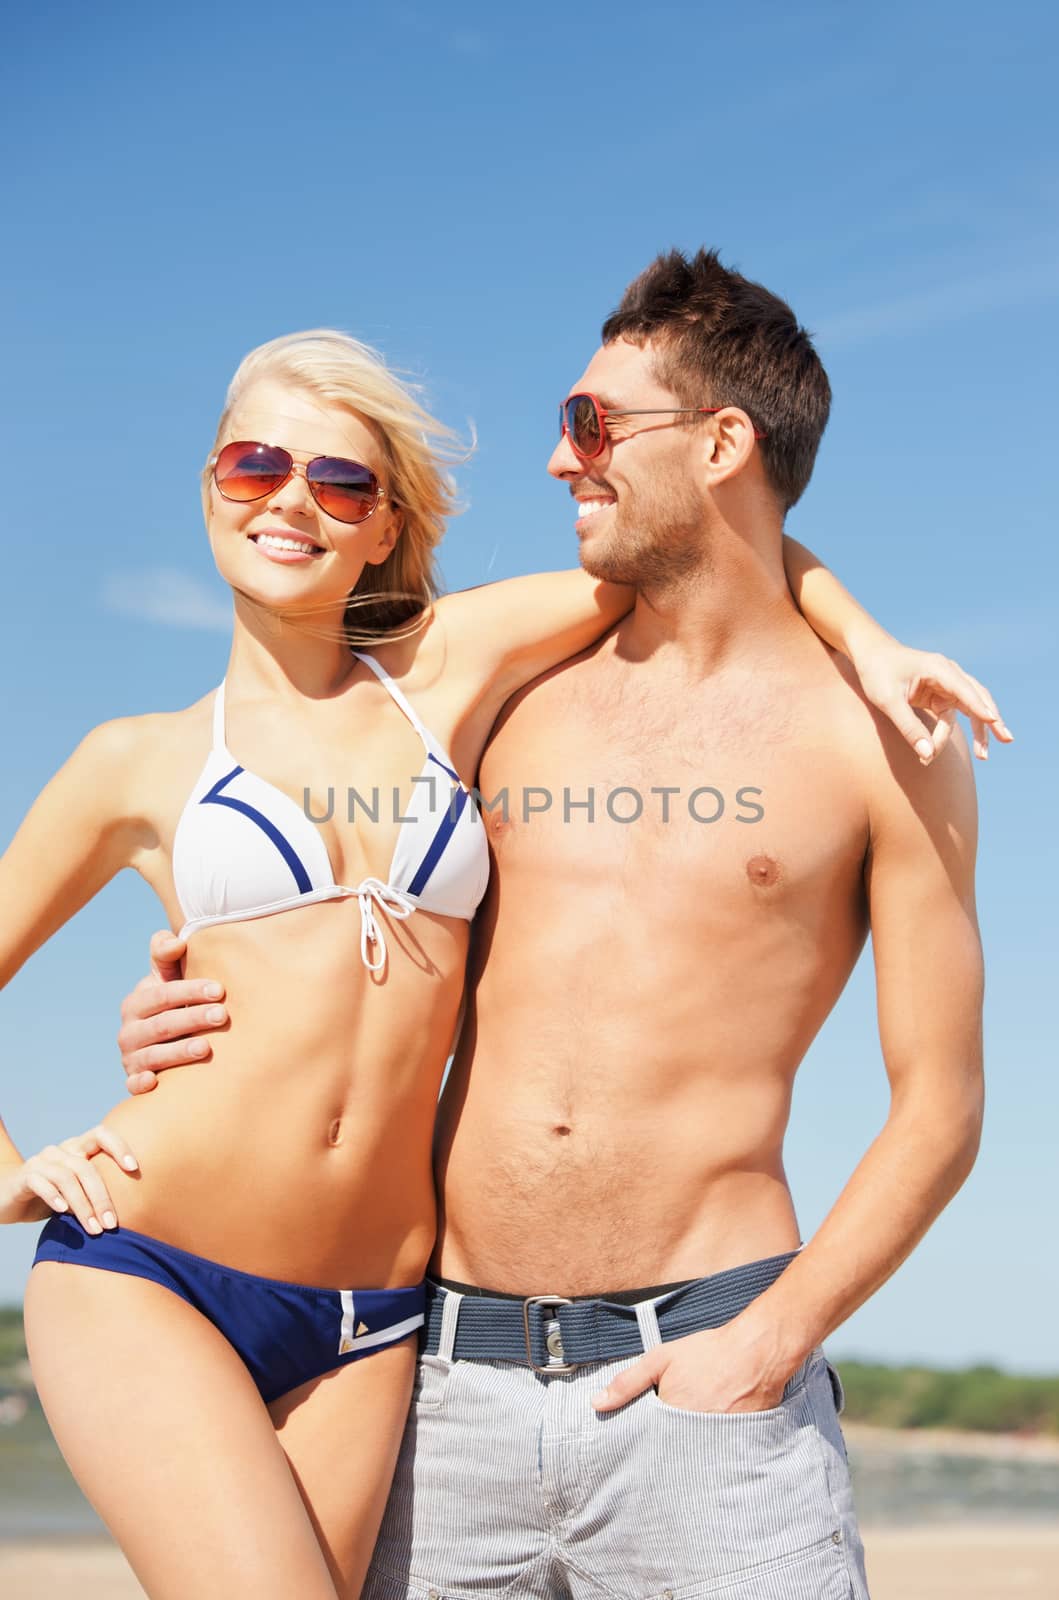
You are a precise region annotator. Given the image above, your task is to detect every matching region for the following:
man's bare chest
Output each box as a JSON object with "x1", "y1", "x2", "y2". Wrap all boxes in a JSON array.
[{"x1": 477, "y1": 665, "x2": 870, "y2": 919}]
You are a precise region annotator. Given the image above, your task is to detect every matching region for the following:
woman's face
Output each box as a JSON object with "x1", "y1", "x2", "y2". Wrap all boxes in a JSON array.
[{"x1": 206, "y1": 379, "x2": 401, "y2": 615}]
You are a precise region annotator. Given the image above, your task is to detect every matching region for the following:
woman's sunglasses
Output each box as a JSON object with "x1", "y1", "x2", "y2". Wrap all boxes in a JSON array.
[
  {"x1": 558, "y1": 392, "x2": 766, "y2": 460},
  {"x1": 211, "y1": 440, "x2": 392, "y2": 526}
]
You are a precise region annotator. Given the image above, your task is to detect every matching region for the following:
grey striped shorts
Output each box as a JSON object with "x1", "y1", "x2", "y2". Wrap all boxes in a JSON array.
[{"x1": 364, "y1": 1279, "x2": 871, "y2": 1599}]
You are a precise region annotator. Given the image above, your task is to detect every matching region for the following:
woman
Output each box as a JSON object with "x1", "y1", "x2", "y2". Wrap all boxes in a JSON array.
[{"x1": 0, "y1": 331, "x2": 1005, "y2": 1597}]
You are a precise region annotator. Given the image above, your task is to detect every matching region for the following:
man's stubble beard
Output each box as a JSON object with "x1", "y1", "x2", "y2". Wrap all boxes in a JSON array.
[{"x1": 578, "y1": 474, "x2": 709, "y2": 590}]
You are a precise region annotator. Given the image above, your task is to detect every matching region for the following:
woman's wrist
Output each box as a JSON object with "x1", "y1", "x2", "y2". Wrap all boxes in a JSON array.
[{"x1": 836, "y1": 613, "x2": 898, "y2": 667}]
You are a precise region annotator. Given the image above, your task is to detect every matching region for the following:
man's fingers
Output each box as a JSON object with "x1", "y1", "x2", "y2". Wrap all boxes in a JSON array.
[
  {"x1": 149, "y1": 929, "x2": 188, "y2": 984},
  {"x1": 592, "y1": 1352, "x2": 664, "y2": 1413},
  {"x1": 121, "y1": 1033, "x2": 216, "y2": 1081},
  {"x1": 126, "y1": 1070, "x2": 160, "y2": 1096},
  {"x1": 122, "y1": 978, "x2": 225, "y2": 1023},
  {"x1": 119, "y1": 998, "x2": 227, "y2": 1076},
  {"x1": 127, "y1": 996, "x2": 227, "y2": 1038}
]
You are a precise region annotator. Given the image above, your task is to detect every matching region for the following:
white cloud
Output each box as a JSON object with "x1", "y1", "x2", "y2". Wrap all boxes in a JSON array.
[{"x1": 101, "y1": 568, "x2": 231, "y2": 632}]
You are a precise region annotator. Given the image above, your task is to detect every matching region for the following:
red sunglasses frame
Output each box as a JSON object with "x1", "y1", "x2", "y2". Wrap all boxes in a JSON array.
[{"x1": 558, "y1": 392, "x2": 767, "y2": 460}]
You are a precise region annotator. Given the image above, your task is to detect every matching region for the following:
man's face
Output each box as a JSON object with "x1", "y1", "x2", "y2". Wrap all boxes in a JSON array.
[{"x1": 548, "y1": 338, "x2": 709, "y2": 588}]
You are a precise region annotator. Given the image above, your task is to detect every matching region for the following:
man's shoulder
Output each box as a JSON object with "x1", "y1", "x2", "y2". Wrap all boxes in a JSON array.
[
  {"x1": 490, "y1": 630, "x2": 615, "y2": 728},
  {"x1": 819, "y1": 647, "x2": 978, "y2": 842}
]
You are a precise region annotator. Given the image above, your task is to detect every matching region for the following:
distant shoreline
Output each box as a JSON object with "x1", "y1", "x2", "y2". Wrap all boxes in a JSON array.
[{"x1": 844, "y1": 1421, "x2": 1059, "y2": 1461}]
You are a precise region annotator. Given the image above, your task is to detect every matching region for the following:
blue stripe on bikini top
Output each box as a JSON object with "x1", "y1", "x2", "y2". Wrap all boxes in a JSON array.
[{"x1": 171, "y1": 652, "x2": 489, "y2": 971}]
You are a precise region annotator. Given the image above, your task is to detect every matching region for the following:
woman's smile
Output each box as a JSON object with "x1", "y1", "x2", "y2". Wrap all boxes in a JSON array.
[{"x1": 249, "y1": 528, "x2": 328, "y2": 563}]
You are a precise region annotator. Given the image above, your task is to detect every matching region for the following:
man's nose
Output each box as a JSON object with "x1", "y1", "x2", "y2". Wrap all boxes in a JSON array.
[{"x1": 547, "y1": 429, "x2": 582, "y2": 480}]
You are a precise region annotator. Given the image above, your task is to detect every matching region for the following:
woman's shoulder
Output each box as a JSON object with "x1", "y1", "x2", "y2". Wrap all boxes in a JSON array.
[{"x1": 71, "y1": 691, "x2": 219, "y2": 796}]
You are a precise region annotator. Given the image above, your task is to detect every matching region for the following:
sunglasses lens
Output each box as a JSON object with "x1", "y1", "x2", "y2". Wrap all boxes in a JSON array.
[
  {"x1": 306, "y1": 457, "x2": 380, "y2": 524},
  {"x1": 213, "y1": 441, "x2": 291, "y2": 501},
  {"x1": 566, "y1": 395, "x2": 602, "y2": 456}
]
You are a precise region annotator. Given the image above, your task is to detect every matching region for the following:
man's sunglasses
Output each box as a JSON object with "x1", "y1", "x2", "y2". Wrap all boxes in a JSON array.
[
  {"x1": 211, "y1": 440, "x2": 392, "y2": 526},
  {"x1": 558, "y1": 392, "x2": 766, "y2": 460}
]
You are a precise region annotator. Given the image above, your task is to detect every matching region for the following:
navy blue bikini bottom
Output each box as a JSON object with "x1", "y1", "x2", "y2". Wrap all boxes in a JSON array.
[{"x1": 33, "y1": 1214, "x2": 425, "y2": 1404}]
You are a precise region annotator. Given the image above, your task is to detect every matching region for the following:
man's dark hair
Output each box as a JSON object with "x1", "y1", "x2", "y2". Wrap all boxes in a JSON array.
[{"x1": 602, "y1": 248, "x2": 831, "y2": 509}]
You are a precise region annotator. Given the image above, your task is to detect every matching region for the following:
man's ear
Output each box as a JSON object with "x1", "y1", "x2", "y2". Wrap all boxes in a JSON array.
[{"x1": 701, "y1": 407, "x2": 758, "y2": 488}]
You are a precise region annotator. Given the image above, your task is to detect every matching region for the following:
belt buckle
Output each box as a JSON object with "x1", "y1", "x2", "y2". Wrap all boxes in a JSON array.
[{"x1": 522, "y1": 1295, "x2": 576, "y2": 1374}]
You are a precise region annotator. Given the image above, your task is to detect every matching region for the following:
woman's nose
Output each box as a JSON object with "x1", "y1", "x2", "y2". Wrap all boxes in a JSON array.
[{"x1": 268, "y1": 462, "x2": 317, "y2": 517}]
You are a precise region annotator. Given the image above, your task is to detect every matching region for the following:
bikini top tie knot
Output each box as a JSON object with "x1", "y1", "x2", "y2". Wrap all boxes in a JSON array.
[{"x1": 355, "y1": 879, "x2": 417, "y2": 973}]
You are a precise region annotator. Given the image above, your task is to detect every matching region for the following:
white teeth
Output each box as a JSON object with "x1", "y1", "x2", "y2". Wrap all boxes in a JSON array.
[
  {"x1": 576, "y1": 499, "x2": 615, "y2": 518},
  {"x1": 254, "y1": 533, "x2": 322, "y2": 554}
]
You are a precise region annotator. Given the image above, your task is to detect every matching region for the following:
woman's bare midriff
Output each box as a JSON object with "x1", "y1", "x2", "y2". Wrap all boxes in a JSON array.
[{"x1": 94, "y1": 897, "x2": 467, "y2": 1289}]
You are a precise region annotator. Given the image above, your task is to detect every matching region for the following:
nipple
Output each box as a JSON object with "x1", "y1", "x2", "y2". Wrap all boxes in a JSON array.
[{"x1": 746, "y1": 854, "x2": 781, "y2": 888}]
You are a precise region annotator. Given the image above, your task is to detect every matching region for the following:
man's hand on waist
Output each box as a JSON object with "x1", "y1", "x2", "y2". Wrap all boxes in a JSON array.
[
  {"x1": 591, "y1": 1311, "x2": 804, "y2": 1417},
  {"x1": 118, "y1": 929, "x2": 228, "y2": 1093}
]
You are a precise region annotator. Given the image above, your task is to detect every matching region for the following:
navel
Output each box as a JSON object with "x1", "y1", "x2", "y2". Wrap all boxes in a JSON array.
[
  {"x1": 746, "y1": 853, "x2": 782, "y2": 888},
  {"x1": 327, "y1": 1118, "x2": 344, "y2": 1148}
]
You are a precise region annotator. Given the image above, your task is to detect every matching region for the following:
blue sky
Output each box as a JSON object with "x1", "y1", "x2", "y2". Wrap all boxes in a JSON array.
[{"x1": 1, "y1": 1, "x2": 1056, "y2": 1370}]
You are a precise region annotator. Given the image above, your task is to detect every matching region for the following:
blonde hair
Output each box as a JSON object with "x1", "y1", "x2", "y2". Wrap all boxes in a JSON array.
[{"x1": 204, "y1": 330, "x2": 466, "y2": 642}]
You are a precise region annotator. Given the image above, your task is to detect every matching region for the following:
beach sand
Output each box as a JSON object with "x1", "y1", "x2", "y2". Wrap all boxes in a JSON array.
[{"x1": 2, "y1": 1524, "x2": 1058, "y2": 1598}]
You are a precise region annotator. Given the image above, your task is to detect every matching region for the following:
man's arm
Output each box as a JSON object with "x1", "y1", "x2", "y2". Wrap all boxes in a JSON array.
[{"x1": 595, "y1": 722, "x2": 984, "y2": 1414}]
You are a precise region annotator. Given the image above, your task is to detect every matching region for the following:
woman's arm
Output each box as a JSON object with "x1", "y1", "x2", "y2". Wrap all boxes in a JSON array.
[
  {"x1": 0, "y1": 718, "x2": 150, "y2": 1177},
  {"x1": 0, "y1": 718, "x2": 149, "y2": 990},
  {"x1": 783, "y1": 535, "x2": 1013, "y2": 764},
  {"x1": 431, "y1": 570, "x2": 633, "y2": 704}
]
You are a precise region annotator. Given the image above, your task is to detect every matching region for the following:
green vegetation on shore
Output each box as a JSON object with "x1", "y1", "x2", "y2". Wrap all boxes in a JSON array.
[
  {"x1": 838, "y1": 1360, "x2": 1059, "y2": 1436},
  {"x1": 3, "y1": 1308, "x2": 1057, "y2": 1436}
]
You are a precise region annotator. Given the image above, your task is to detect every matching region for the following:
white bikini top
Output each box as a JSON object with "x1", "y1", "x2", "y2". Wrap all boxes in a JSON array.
[{"x1": 171, "y1": 652, "x2": 489, "y2": 971}]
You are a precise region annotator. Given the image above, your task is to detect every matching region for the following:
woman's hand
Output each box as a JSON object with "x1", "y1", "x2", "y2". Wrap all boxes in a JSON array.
[
  {"x1": 850, "y1": 637, "x2": 1013, "y2": 765},
  {"x1": 0, "y1": 1125, "x2": 139, "y2": 1230}
]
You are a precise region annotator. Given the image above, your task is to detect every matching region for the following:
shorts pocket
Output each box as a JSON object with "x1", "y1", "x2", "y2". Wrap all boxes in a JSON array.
[
  {"x1": 659, "y1": 1532, "x2": 852, "y2": 1598},
  {"x1": 410, "y1": 1353, "x2": 455, "y2": 1413},
  {"x1": 651, "y1": 1387, "x2": 799, "y2": 1423},
  {"x1": 638, "y1": 1361, "x2": 842, "y2": 1589},
  {"x1": 825, "y1": 1359, "x2": 846, "y2": 1416},
  {"x1": 650, "y1": 1353, "x2": 813, "y2": 1422}
]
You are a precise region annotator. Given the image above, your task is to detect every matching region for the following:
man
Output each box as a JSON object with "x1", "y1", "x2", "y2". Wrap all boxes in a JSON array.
[{"x1": 119, "y1": 250, "x2": 987, "y2": 1598}]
